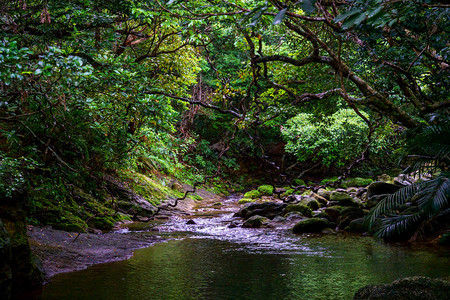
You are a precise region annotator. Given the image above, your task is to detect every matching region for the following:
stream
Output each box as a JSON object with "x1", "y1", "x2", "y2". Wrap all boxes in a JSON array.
[{"x1": 32, "y1": 195, "x2": 450, "y2": 299}]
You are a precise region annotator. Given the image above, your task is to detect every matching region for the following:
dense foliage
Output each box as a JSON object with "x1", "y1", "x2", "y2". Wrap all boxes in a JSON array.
[{"x1": 1, "y1": 0, "x2": 448, "y2": 236}]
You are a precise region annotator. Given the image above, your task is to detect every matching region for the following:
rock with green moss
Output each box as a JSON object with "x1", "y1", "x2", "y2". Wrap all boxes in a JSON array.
[
  {"x1": 337, "y1": 207, "x2": 364, "y2": 229},
  {"x1": 238, "y1": 198, "x2": 255, "y2": 204},
  {"x1": 243, "y1": 190, "x2": 261, "y2": 199},
  {"x1": 257, "y1": 185, "x2": 274, "y2": 196},
  {"x1": 242, "y1": 215, "x2": 270, "y2": 228},
  {"x1": 341, "y1": 177, "x2": 373, "y2": 188},
  {"x1": 306, "y1": 199, "x2": 320, "y2": 210},
  {"x1": 293, "y1": 218, "x2": 331, "y2": 234},
  {"x1": 235, "y1": 202, "x2": 287, "y2": 219},
  {"x1": 292, "y1": 179, "x2": 306, "y2": 186},
  {"x1": 284, "y1": 204, "x2": 312, "y2": 217},
  {"x1": 353, "y1": 276, "x2": 450, "y2": 300},
  {"x1": 346, "y1": 217, "x2": 369, "y2": 233},
  {"x1": 330, "y1": 192, "x2": 360, "y2": 207},
  {"x1": 311, "y1": 192, "x2": 328, "y2": 206},
  {"x1": 324, "y1": 207, "x2": 341, "y2": 223},
  {"x1": 321, "y1": 177, "x2": 339, "y2": 185}
]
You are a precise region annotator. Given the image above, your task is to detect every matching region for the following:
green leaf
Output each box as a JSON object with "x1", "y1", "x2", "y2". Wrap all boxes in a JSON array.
[
  {"x1": 342, "y1": 11, "x2": 367, "y2": 29},
  {"x1": 273, "y1": 8, "x2": 287, "y2": 25},
  {"x1": 301, "y1": 0, "x2": 317, "y2": 14},
  {"x1": 334, "y1": 9, "x2": 360, "y2": 23}
]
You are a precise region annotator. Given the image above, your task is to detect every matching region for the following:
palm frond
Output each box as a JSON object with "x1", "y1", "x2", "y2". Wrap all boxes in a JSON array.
[
  {"x1": 375, "y1": 213, "x2": 423, "y2": 239},
  {"x1": 369, "y1": 183, "x2": 422, "y2": 225},
  {"x1": 415, "y1": 175, "x2": 450, "y2": 216}
]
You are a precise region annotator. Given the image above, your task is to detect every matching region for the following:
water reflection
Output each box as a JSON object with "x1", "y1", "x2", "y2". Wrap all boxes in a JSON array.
[
  {"x1": 38, "y1": 235, "x2": 450, "y2": 300},
  {"x1": 36, "y1": 196, "x2": 450, "y2": 300}
]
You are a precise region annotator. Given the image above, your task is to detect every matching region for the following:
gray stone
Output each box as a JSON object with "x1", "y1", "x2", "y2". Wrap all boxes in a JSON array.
[{"x1": 242, "y1": 215, "x2": 270, "y2": 228}]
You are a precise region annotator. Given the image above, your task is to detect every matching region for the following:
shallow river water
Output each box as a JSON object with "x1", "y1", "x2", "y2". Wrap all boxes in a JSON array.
[{"x1": 35, "y1": 196, "x2": 450, "y2": 299}]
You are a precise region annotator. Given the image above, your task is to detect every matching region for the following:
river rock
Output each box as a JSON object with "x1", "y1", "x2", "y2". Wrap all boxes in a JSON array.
[
  {"x1": 310, "y1": 192, "x2": 328, "y2": 206},
  {"x1": 337, "y1": 207, "x2": 364, "y2": 229},
  {"x1": 293, "y1": 218, "x2": 331, "y2": 234},
  {"x1": 346, "y1": 217, "x2": 369, "y2": 233},
  {"x1": 242, "y1": 215, "x2": 270, "y2": 228},
  {"x1": 376, "y1": 174, "x2": 392, "y2": 182},
  {"x1": 330, "y1": 192, "x2": 360, "y2": 207},
  {"x1": 234, "y1": 202, "x2": 287, "y2": 220},
  {"x1": 317, "y1": 188, "x2": 332, "y2": 200},
  {"x1": 304, "y1": 198, "x2": 320, "y2": 210},
  {"x1": 366, "y1": 182, "x2": 403, "y2": 208},
  {"x1": 353, "y1": 276, "x2": 450, "y2": 300},
  {"x1": 186, "y1": 220, "x2": 196, "y2": 225},
  {"x1": 283, "y1": 204, "x2": 312, "y2": 217},
  {"x1": 284, "y1": 194, "x2": 303, "y2": 203},
  {"x1": 324, "y1": 207, "x2": 341, "y2": 223}
]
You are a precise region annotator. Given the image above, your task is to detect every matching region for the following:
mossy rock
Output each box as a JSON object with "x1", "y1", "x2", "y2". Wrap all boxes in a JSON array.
[
  {"x1": 306, "y1": 199, "x2": 320, "y2": 210},
  {"x1": 320, "y1": 177, "x2": 339, "y2": 185},
  {"x1": 238, "y1": 198, "x2": 256, "y2": 204},
  {"x1": 346, "y1": 217, "x2": 369, "y2": 233},
  {"x1": 324, "y1": 207, "x2": 341, "y2": 223},
  {"x1": 330, "y1": 192, "x2": 359, "y2": 207},
  {"x1": 341, "y1": 177, "x2": 373, "y2": 188},
  {"x1": 257, "y1": 185, "x2": 274, "y2": 196},
  {"x1": 293, "y1": 218, "x2": 331, "y2": 234},
  {"x1": 284, "y1": 204, "x2": 312, "y2": 217},
  {"x1": 213, "y1": 202, "x2": 223, "y2": 206},
  {"x1": 353, "y1": 276, "x2": 450, "y2": 300},
  {"x1": 281, "y1": 187, "x2": 295, "y2": 198},
  {"x1": 292, "y1": 179, "x2": 306, "y2": 186},
  {"x1": 242, "y1": 215, "x2": 270, "y2": 228},
  {"x1": 243, "y1": 190, "x2": 261, "y2": 199}
]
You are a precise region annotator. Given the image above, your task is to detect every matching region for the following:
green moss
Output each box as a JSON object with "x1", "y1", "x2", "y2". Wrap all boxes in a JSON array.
[
  {"x1": 292, "y1": 179, "x2": 306, "y2": 186},
  {"x1": 284, "y1": 204, "x2": 312, "y2": 217},
  {"x1": 243, "y1": 190, "x2": 261, "y2": 199},
  {"x1": 341, "y1": 177, "x2": 373, "y2": 188},
  {"x1": 213, "y1": 202, "x2": 223, "y2": 206},
  {"x1": 238, "y1": 198, "x2": 256, "y2": 204},
  {"x1": 257, "y1": 185, "x2": 274, "y2": 196},
  {"x1": 320, "y1": 177, "x2": 339, "y2": 185},
  {"x1": 293, "y1": 218, "x2": 331, "y2": 233},
  {"x1": 191, "y1": 194, "x2": 203, "y2": 201}
]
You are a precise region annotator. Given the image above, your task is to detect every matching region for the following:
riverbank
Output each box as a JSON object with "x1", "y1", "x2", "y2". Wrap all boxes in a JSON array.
[
  {"x1": 27, "y1": 187, "x2": 221, "y2": 279},
  {"x1": 28, "y1": 226, "x2": 163, "y2": 278}
]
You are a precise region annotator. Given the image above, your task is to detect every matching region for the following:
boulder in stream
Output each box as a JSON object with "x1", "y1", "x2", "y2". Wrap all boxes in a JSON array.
[
  {"x1": 293, "y1": 218, "x2": 331, "y2": 234},
  {"x1": 354, "y1": 276, "x2": 450, "y2": 300},
  {"x1": 235, "y1": 202, "x2": 287, "y2": 220},
  {"x1": 242, "y1": 215, "x2": 270, "y2": 228}
]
